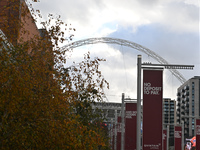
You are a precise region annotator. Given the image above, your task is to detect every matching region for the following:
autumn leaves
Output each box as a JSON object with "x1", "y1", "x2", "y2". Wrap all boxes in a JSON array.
[{"x1": 0, "y1": 0, "x2": 110, "y2": 149}]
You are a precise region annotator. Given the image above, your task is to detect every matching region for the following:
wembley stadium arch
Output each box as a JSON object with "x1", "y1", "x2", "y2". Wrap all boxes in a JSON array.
[{"x1": 61, "y1": 37, "x2": 186, "y2": 84}]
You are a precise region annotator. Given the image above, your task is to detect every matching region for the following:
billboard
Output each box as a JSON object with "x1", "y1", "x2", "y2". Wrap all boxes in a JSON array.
[
  {"x1": 174, "y1": 126, "x2": 182, "y2": 150},
  {"x1": 125, "y1": 103, "x2": 137, "y2": 150},
  {"x1": 163, "y1": 129, "x2": 167, "y2": 150},
  {"x1": 143, "y1": 69, "x2": 163, "y2": 150},
  {"x1": 196, "y1": 119, "x2": 200, "y2": 150}
]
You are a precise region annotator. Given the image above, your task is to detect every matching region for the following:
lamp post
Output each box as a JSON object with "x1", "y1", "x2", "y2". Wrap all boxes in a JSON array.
[
  {"x1": 136, "y1": 55, "x2": 142, "y2": 150},
  {"x1": 136, "y1": 55, "x2": 194, "y2": 150},
  {"x1": 121, "y1": 93, "x2": 125, "y2": 150}
]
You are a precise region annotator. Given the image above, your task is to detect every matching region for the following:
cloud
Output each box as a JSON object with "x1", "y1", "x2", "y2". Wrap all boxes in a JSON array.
[
  {"x1": 109, "y1": 23, "x2": 199, "y2": 63},
  {"x1": 30, "y1": 0, "x2": 199, "y2": 39},
  {"x1": 160, "y1": 0, "x2": 199, "y2": 33},
  {"x1": 30, "y1": 0, "x2": 199, "y2": 102}
]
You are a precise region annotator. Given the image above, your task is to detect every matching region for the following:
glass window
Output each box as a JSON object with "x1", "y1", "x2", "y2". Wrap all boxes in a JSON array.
[
  {"x1": 192, "y1": 125, "x2": 194, "y2": 129},
  {"x1": 192, "y1": 119, "x2": 195, "y2": 124}
]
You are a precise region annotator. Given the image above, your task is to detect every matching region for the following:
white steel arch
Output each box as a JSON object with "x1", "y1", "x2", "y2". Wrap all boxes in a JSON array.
[{"x1": 62, "y1": 37, "x2": 186, "y2": 84}]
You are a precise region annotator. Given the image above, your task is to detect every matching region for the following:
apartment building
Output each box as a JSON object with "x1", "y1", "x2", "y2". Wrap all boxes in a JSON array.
[
  {"x1": 163, "y1": 98, "x2": 176, "y2": 146},
  {"x1": 176, "y1": 76, "x2": 200, "y2": 138}
]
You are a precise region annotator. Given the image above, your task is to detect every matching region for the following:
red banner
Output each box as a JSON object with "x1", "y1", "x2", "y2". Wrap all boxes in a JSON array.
[
  {"x1": 112, "y1": 125, "x2": 114, "y2": 150},
  {"x1": 174, "y1": 126, "x2": 182, "y2": 150},
  {"x1": 143, "y1": 69, "x2": 163, "y2": 150},
  {"x1": 125, "y1": 103, "x2": 137, "y2": 150},
  {"x1": 117, "y1": 117, "x2": 121, "y2": 150},
  {"x1": 196, "y1": 119, "x2": 200, "y2": 150},
  {"x1": 163, "y1": 129, "x2": 167, "y2": 150}
]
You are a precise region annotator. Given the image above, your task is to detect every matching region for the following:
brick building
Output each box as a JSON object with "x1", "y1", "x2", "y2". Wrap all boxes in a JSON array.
[{"x1": 0, "y1": 0, "x2": 40, "y2": 45}]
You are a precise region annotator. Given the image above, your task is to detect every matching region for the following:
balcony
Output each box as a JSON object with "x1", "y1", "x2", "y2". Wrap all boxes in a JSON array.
[
  {"x1": 185, "y1": 103, "x2": 189, "y2": 108},
  {"x1": 177, "y1": 97, "x2": 181, "y2": 101},
  {"x1": 164, "y1": 114, "x2": 168, "y2": 117},
  {"x1": 184, "y1": 91, "x2": 189, "y2": 96},
  {"x1": 181, "y1": 112, "x2": 185, "y2": 115},
  {"x1": 181, "y1": 105, "x2": 185, "y2": 109},
  {"x1": 184, "y1": 85, "x2": 189, "y2": 90}
]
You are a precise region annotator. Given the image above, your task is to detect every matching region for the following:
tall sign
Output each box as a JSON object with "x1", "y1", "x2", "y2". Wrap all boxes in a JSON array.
[
  {"x1": 117, "y1": 117, "x2": 121, "y2": 150},
  {"x1": 196, "y1": 119, "x2": 200, "y2": 150},
  {"x1": 125, "y1": 103, "x2": 137, "y2": 150},
  {"x1": 163, "y1": 129, "x2": 167, "y2": 150},
  {"x1": 174, "y1": 126, "x2": 182, "y2": 150},
  {"x1": 143, "y1": 69, "x2": 163, "y2": 150}
]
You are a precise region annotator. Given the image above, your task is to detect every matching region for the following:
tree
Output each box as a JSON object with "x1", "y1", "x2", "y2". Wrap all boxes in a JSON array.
[{"x1": 0, "y1": 0, "x2": 110, "y2": 149}]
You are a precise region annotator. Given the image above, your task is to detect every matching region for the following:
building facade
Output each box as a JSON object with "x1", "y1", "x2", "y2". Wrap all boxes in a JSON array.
[
  {"x1": 163, "y1": 98, "x2": 176, "y2": 146},
  {"x1": 0, "y1": 0, "x2": 40, "y2": 45},
  {"x1": 176, "y1": 76, "x2": 200, "y2": 138}
]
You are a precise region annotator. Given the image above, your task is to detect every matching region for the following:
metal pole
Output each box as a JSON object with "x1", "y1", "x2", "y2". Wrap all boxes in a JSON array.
[
  {"x1": 114, "y1": 110, "x2": 117, "y2": 150},
  {"x1": 137, "y1": 55, "x2": 142, "y2": 150},
  {"x1": 167, "y1": 125, "x2": 169, "y2": 150},
  {"x1": 121, "y1": 93, "x2": 125, "y2": 150}
]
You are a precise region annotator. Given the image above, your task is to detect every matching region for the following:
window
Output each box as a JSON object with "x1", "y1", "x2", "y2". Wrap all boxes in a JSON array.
[
  {"x1": 192, "y1": 119, "x2": 194, "y2": 124},
  {"x1": 192, "y1": 125, "x2": 194, "y2": 130}
]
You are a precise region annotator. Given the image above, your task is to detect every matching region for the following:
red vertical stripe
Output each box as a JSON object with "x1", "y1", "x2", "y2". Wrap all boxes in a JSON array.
[
  {"x1": 125, "y1": 103, "x2": 137, "y2": 150},
  {"x1": 196, "y1": 119, "x2": 200, "y2": 150},
  {"x1": 143, "y1": 69, "x2": 163, "y2": 150},
  {"x1": 174, "y1": 126, "x2": 182, "y2": 150}
]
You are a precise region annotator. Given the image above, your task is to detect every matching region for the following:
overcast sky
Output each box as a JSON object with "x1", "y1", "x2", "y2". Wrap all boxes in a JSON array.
[{"x1": 31, "y1": 0, "x2": 199, "y2": 103}]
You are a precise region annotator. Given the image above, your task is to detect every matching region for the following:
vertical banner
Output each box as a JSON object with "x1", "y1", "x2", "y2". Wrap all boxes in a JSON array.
[
  {"x1": 163, "y1": 129, "x2": 167, "y2": 150},
  {"x1": 143, "y1": 69, "x2": 163, "y2": 150},
  {"x1": 117, "y1": 117, "x2": 121, "y2": 150},
  {"x1": 196, "y1": 119, "x2": 200, "y2": 150},
  {"x1": 112, "y1": 125, "x2": 114, "y2": 150},
  {"x1": 174, "y1": 126, "x2": 182, "y2": 150},
  {"x1": 125, "y1": 103, "x2": 137, "y2": 150}
]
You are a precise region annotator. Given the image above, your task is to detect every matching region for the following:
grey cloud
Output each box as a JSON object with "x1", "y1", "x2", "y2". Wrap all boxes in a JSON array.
[
  {"x1": 30, "y1": 0, "x2": 199, "y2": 102},
  {"x1": 32, "y1": 0, "x2": 105, "y2": 26}
]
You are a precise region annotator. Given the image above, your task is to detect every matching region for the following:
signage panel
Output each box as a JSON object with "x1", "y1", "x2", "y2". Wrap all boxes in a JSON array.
[
  {"x1": 196, "y1": 119, "x2": 200, "y2": 150},
  {"x1": 143, "y1": 69, "x2": 163, "y2": 150},
  {"x1": 125, "y1": 103, "x2": 137, "y2": 150},
  {"x1": 174, "y1": 126, "x2": 182, "y2": 150}
]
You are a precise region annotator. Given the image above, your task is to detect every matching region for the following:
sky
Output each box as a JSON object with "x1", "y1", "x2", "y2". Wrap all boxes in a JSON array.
[{"x1": 31, "y1": 0, "x2": 200, "y2": 103}]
